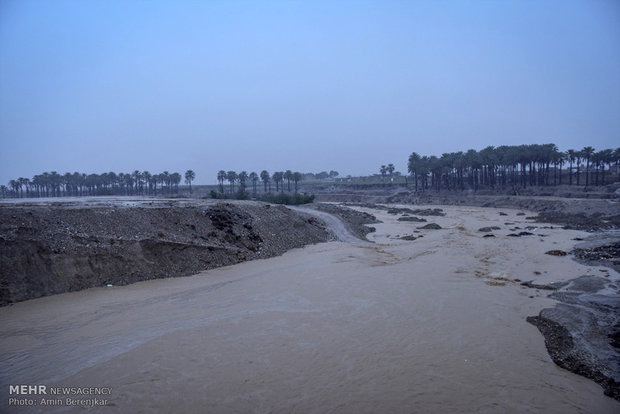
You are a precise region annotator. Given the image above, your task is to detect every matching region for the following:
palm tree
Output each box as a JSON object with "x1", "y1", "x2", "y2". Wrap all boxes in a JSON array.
[
  {"x1": 60, "y1": 173, "x2": 70, "y2": 196},
  {"x1": 238, "y1": 171, "x2": 248, "y2": 193},
  {"x1": 217, "y1": 170, "x2": 226, "y2": 193},
  {"x1": 464, "y1": 149, "x2": 481, "y2": 191},
  {"x1": 106, "y1": 172, "x2": 117, "y2": 193},
  {"x1": 18, "y1": 177, "x2": 29, "y2": 198},
  {"x1": 284, "y1": 170, "x2": 293, "y2": 192},
  {"x1": 153, "y1": 173, "x2": 160, "y2": 194},
  {"x1": 124, "y1": 173, "x2": 134, "y2": 195},
  {"x1": 143, "y1": 171, "x2": 152, "y2": 195},
  {"x1": 170, "y1": 172, "x2": 181, "y2": 193},
  {"x1": 387, "y1": 164, "x2": 395, "y2": 181},
  {"x1": 407, "y1": 153, "x2": 421, "y2": 191},
  {"x1": 249, "y1": 172, "x2": 258, "y2": 194},
  {"x1": 566, "y1": 150, "x2": 576, "y2": 185},
  {"x1": 552, "y1": 150, "x2": 565, "y2": 186},
  {"x1": 260, "y1": 170, "x2": 270, "y2": 193},
  {"x1": 132, "y1": 170, "x2": 142, "y2": 195},
  {"x1": 9, "y1": 180, "x2": 19, "y2": 197},
  {"x1": 379, "y1": 165, "x2": 387, "y2": 182},
  {"x1": 184, "y1": 170, "x2": 196, "y2": 194},
  {"x1": 581, "y1": 146, "x2": 595, "y2": 187},
  {"x1": 226, "y1": 171, "x2": 237, "y2": 194},
  {"x1": 597, "y1": 149, "x2": 613, "y2": 185},
  {"x1": 293, "y1": 172, "x2": 302, "y2": 193},
  {"x1": 272, "y1": 172, "x2": 284, "y2": 193},
  {"x1": 49, "y1": 171, "x2": 61, "y2": 197},
  {"x1": 272, "y1": 172, "x2": 280, "y2": 192},
  {"x1": 160, "y1": 171, "x2": 169, "y2": 194},
  {"x1": 575, "y1": 151, "x2": 582, "y2": 185}
]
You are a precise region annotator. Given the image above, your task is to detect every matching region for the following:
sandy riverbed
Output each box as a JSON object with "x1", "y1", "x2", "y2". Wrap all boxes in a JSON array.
[{"x1": 1, "y1": 205, "x2": 618, "y2": 413}]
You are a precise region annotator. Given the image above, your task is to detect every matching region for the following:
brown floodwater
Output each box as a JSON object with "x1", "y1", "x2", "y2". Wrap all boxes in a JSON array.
[{"x1": 1, "y1": 206, "x2": 618, "y2": 413}]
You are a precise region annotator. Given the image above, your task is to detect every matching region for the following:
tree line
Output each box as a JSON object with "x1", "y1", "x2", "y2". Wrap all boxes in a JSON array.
[
  {"x1": 3, "y1": 170, "x2": 196, "y2": 198},
  {"x1": 216, "y1": 170, "x2": 311, "y2": 195},
  {"x1": 406, "y1": 144, "x2": 620, "y2": 192}
]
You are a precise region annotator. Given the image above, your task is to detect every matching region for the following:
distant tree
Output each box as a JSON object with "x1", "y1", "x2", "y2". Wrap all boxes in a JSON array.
[
  {"x1": 9, "y1": 180, "x2": 19, "y2": 197},
  {"x1": 226, "y1": 171, "x2": 237, "y2": 193},
  {"x1": 62, "y1": 173, "x2": 71, "y2": 196},
  {"x1": 124, "y1": 173, "x2": 134, "y2": 195},
  {"x1": 150, "y1": 174, "x2": 158, "y2": 195},
  {"x1": 170, "y1": 172, "x2": 182, "y2": 193},
  {"x1": 143, "y1": 171, "x2": 152, "y2": 195},
  {"x1": 50, "y1": 171, "x2": 61, "y2": 197},
  {"x1": 597, "y1": 149, "x2": 613, "y2": 185},
  {"x1": 575, "y1": 151, "x2": 582, "y2": 185},
  {"x1": 581, "y1": 146, "x2": 595, "y2": 187},
  {"x1": 131, "y1": 170, "x2": 140, "y2": 194},
  {"x1": 566, "y1": 150, "x2": 576, "y2": 185},
  {"x1": 293, "y1": 171, "x2": 302, "y2": 193},
  {"x1": 184, "y1": 170, "x2": 196, "y2": 194},
  {"x1": 249, "y1": 172, "x2": 258, "y2": 194},
  {"x1": 238, "y1": 171, "x2": 248, "y2": 192},
  {"x1": 387, "y1": 164, "x2": 395, "y2": 180},
  {"x1": 316, "y1": 171, "x2": 329, "y2": 180},
  {"x1": 552, "y1": 150, "x2": 565, "y2": 186},
  {"x1": 160, "y1": 171, "x2": 169, "y2": 194},
  {"x1": 590, "y1": 152, "x2": 598, "y2": 186},
  {"x1": 272, "y1": 172, "x2": 280, "y2": 192},
  {"x1": 10, "y1": 142, "x2": 613, "y2": 201},
  {"x1": 284, "y1": 170, "x2": 293, "y2": 192},
  {"x1": 260, "y1": 170, "x2": 270, "y2": 193},
  {"x1": 217, "y1": 170, "x2": 226, "y2": 193},
  {"x1": 407, "y1": 152, "x2": 421, "y2": 192},
  {"x1": 272, "y1": 171, "x2": 284, "y2": 193},
  {"x1": 18, "y1": 177, "x2": 29, "y2": 197}
]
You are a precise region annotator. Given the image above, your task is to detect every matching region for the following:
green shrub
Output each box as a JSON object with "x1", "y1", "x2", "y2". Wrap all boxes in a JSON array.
[{"x1": 257, "y1": 193, "x2": 315, "y2": 205}]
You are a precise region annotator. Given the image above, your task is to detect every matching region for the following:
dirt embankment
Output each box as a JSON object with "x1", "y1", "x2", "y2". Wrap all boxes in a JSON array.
[
  {"x1": 311, "y1": 203, "x2": 380, "y2": 240},
  {"x1": 0, "y1": 201, "x2": 331, "y2": 305}
]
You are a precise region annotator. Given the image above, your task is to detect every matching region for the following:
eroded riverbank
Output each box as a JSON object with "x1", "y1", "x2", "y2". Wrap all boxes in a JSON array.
[{"x1": 0, "y1": 198, "x2": 334, "y2": 305}]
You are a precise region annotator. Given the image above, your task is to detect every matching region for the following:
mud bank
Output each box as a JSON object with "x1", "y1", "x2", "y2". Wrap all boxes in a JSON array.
[
  {"x1": 316, "y1": 189, "x2": 619, "y2": 231},
  {"x1": 311, "y1": 203, "x2": 380, "y2": 240},
  {"x1": 527, "y1": 275, "x2": 620, "y2": 400},
  {"x1": 0, "y1": 200, "x2": 332, "y2": 305}
]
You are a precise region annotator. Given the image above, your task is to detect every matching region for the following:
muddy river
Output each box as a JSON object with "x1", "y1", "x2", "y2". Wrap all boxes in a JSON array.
[{"x1": 1, "y1": 206, "x2": 618, "y2": 413}]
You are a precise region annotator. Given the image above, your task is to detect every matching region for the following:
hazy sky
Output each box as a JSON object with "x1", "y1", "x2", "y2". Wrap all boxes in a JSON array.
[{"x1": 1, "y1": 0, "x2": 619, "y2": 185}]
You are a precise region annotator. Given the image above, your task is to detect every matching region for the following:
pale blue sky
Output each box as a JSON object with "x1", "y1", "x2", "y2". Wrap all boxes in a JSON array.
[{"x1": 1, "y1": 0, "x2": 619, "y2": 184}]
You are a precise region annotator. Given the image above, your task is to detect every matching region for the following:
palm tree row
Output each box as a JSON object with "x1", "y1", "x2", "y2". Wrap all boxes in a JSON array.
[
  {"x1": 407, "y1": 144, "x2": 620, "y2": 192},
  {"x1": 217, "y1": 169, "x2": 304, "y2": 195},
  {"x1": 379, "y1": 164, "x2": 396, "y2": 181},
  {"x1": 3, "y1": 170, "x2": 195, "y2": 198}
]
